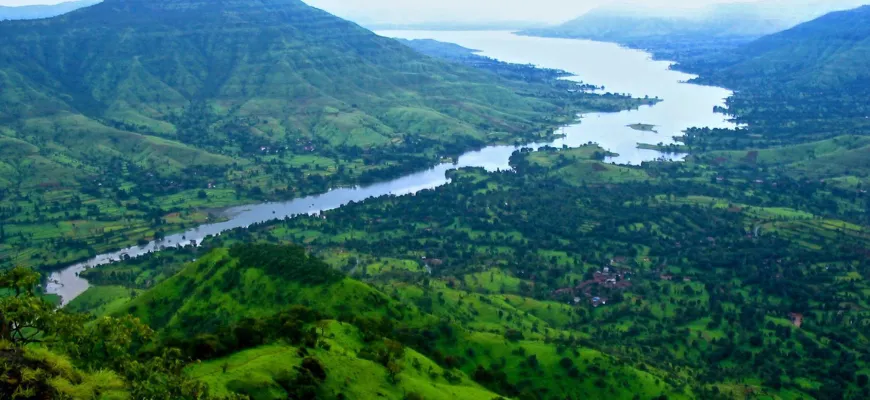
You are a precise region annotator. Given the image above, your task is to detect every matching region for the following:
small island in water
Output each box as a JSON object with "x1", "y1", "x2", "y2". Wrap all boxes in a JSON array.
[{"x1": 628, "y1": 123, "x2": 657, "y2": 132}]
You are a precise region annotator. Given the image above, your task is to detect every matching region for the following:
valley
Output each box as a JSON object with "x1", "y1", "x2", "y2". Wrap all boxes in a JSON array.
[
  {"x1": 0, "y1": 2, "x2": 649, "y2": 273},
  {"x1": 47, "y1": 31, "x2": 734, "y2": 305},
  {"x1": 4, "y1": 1, "x2": 870, "y2": 400}
]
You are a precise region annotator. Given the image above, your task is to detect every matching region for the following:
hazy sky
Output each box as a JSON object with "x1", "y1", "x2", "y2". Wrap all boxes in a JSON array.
[
  {"x1": 1, "y1": 0, "x2": 866, "y2": 25},
  {"x1": 306, "y1": 0, "x2": 753, "y2": 23},
  {"x1": 304, "y1": 0, "x2": 867, "y2": 24}
]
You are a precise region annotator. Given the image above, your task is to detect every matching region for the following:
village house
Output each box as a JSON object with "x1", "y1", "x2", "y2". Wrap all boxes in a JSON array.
[
  {"x1": 592, "y1": 297, "x2": 607, "y2": 307},
  {"x1": 788, "y1": 312, "x2": 804, "y2": 328}
]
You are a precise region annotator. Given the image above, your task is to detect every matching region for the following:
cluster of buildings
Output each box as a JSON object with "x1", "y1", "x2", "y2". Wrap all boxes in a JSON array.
[{"x1": 553, "y1": 266, "x2": 632, "y2": 308}]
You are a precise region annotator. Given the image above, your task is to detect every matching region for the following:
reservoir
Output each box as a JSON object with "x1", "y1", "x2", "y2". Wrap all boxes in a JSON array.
[{"x1": 46, "y1": 31, "x2": 735, "y2": 305}]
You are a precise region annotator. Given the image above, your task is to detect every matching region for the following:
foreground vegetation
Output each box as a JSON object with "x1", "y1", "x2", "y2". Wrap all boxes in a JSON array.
[{"x1": 44, "y1": 143, "x2": 870, "y2": 399}]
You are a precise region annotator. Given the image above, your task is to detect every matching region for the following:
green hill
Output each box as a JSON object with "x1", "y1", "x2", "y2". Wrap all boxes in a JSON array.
[
  {"x1": 694, "y1": 5, "x2": 870, "y2": 91},
  {"x1": 678, "y1": 5, "x2": 870, "y2": 150},
  {"x1": 119, "y1": 244, "x2": 427, "y2": 335},
  {"x1": 0, "y1": 0, "x2": 553, "y2": 179},
  {"x1": 108, "y1": 242, "x2": 683, "y2": 399}
]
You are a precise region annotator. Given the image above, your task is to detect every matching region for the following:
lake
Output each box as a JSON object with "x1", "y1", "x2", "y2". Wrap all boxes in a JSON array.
[{"x1": 46, "y1": 31, "x2": 735, "y2": 305}]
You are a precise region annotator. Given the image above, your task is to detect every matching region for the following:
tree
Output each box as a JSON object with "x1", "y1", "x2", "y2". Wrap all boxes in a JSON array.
[
  {"x1": 387, "y1": 360, "x2": 403, "y2": 384},
  {"x1": 315, "y1": 320, "x2": 331, "y2": 338},
  {"x1": 0, "y1": 266, "x2": 40, "y2": 297},
  {"x1": 404, "y1": 393, "x2": 424, "y2": 400},
  {"x1": 65, "y1": 314, "x2": 155, "y2": 371},
  {"x1": 0, "y1": 267, "x2": 85, "y2": 346}
]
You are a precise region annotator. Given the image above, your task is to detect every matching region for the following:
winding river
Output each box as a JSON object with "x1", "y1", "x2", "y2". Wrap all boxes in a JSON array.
[{"x1": 46, "y1": 31, "x2": 736, "y2": 305}]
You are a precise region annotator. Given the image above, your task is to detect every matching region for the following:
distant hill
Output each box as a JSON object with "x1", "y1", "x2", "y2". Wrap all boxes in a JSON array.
[
  {"x1": 519, "y1": 1, "x2": 870, "y2": 64},
  {"x1": 681, "y1": 5, "x2": 870, "y2": 149},
  {"x1": 522, "y1": 1, "x2": 868, "y2": 43},
  {"x1": 694, "y1": 5, "x2": 870, "y2": 92},
  {"x1": 0, "y1": 0, "x2": 100, "y2": 20},
  {"x1": 520, "y1": 5, "x2": 793, "y2": 43}
]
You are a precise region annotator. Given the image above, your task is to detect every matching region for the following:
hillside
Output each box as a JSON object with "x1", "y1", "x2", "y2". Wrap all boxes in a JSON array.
[
  {"x1": 66, "y1": 241, "x2": 685, "y2": 399},
  {"x1": 0, "y1": 0, "x2": 100, "y2": 21},
  {"x1": 680, "y1": 5, "x2": 870, "y2": 149},
  {"x1": 0, "y1": 0, "x2": 648, "y2": 271},
  {"x1": 693, "y1": 5, "x2": 870, "y2": 91}
]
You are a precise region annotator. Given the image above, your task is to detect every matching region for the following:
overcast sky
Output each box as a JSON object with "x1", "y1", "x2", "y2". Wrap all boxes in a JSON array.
[
  {"x1": 1, "y1": 0, "x2": 866, "y2": 24},
  {"x1": 305, "y1": 0, "x2": 867, "y2": 24},
  {"x1": 305, "y1": 0, "x2": 745, "y2": 23}
]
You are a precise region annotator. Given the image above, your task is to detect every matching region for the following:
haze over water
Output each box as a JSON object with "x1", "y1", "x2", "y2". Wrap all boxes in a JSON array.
[{"x1": 382, "y1": 31, "x2": 736, "y2": 164}]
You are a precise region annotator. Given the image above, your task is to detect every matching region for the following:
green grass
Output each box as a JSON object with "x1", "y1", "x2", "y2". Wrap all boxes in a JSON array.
[
  {"x1": 188, "y1": 321, "x2": 500, "y2": 400},
  {"x1": 66, "y1": 285, "x2": 143, "y2": 317}
]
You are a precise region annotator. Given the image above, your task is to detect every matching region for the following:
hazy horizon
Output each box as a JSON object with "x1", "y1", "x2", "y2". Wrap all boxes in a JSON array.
[
  {"x1": 0, "y1": 0, "x2": 867, "y2": 25},
  {"x1": 306, "y1": 0, "x2": 867, "y2": 25}
]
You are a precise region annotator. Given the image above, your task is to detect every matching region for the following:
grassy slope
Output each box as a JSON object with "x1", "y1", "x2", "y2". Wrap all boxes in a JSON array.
[
  {"x1": 101, "y1": 241, "x2": 685, "y2": 399},
  {"x1": 119, "y1": 248, "x2": 429, "y2": 334},
  {"x1": 187, "y1": 324, "x2": 500, "y2": 400}
]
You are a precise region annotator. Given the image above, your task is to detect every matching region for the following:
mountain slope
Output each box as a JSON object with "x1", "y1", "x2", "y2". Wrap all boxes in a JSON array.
[
  {"x1": 680, "y1": 5, "x2": 870, "y2": 148},
  {"x1": 120, "y1": 244, "x2": 431, "y2": 334},
  {"x1": 699, "y1": 5, "x2": 870, "y2": 91},
  {"x1": 0, "y1": 0, "x2": 553, "y2": 153},
  {"x1": 0, "y1": 0, "x2": 100, "y2": 21}
]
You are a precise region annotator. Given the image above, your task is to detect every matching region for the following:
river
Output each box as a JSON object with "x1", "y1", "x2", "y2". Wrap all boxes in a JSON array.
[{"x1": 45, "y1": 31, "x2": 736, "y2": 305}]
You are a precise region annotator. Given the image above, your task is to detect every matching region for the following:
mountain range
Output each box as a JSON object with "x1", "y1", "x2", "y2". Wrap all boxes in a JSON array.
[
  {"x1": 521, "y1": 1, "x2": 869, "y2": 44},
  {"x1": 0, "y1": 0, "x2": 101, "y2": 20},
  {"x1": 693, "y1": 5, "x2": 870, "y2": 149}
]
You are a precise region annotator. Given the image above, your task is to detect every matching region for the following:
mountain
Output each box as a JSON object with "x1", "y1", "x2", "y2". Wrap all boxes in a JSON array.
[
  {"x1": 520, "y1": 5, "x2": 793, "y2": 43},
  {"x1": 680, "y1": 5, "x2": 870, "y2": 148},
  {"x1": 696, "y1": 5, "x2": 870, "y2": 91},
  {"x1": 0, "y1": 0, "x2": 100, "y2": 21},
  {"x1": 0, "y1": 0, "x2": 550, "y2": 159},
  {"x1": 522, "y1": 1, "x2": 869, "y2": 43},
  {"x1": 0, "y1": 0, "x2": 645, "y2": 271},
  {"x1": 519, "y1": 1, "x2": 870, "y2": 65}
]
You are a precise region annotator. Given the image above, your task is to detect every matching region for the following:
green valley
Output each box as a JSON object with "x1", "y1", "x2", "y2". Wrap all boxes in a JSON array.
[
  {"x1": 0, "y1": 0, "x2": 650, "y2": 271},
  {"x1": 6, "y1": 1, "x2": 870, "y2": 400}
]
